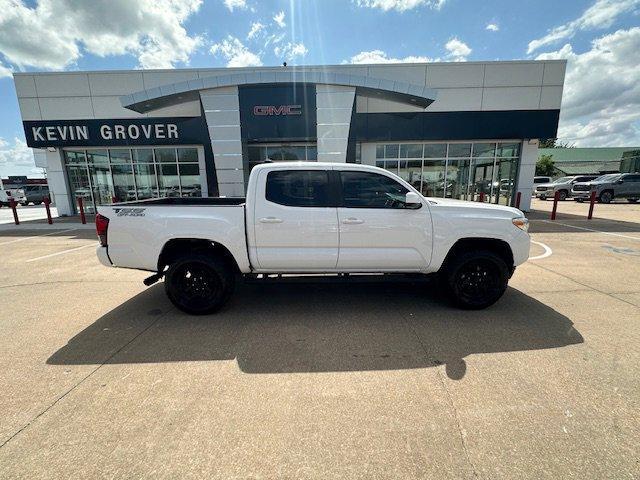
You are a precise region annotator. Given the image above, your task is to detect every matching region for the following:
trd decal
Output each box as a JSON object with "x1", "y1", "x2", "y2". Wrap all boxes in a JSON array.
[{"x1": 113, "y1": 208, "x2": 146, "y2": 217}]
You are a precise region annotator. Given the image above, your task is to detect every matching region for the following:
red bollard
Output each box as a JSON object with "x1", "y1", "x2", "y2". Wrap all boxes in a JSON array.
[
  {"x1": 77, "y1": 196, "x2": 86, "y2": 224},
  {"x1": 9, "y1": 198, "x2": 19, "y2": 225},
  {"x1": 551, "y1": 190, "x2": 560, "y2": 220},
  {"x1": 515, "y1": 191, "x2": 522, "y2": 209},
  {"x1": 43, "y1": 196, "x2": 53, "y2": 224},
  {"x1": 112, "y1": 196, "x2": 117, "y2": 204},
  {"x1": 587, "y1": 190, "x2": 596, "y2": 220},
  {"x1": 478, "y1": 192, "x2": 485, "y2": 203}
]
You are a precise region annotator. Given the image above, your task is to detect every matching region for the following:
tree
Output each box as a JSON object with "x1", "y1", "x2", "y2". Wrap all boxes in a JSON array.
[
  {"x1": 536, "y1": 154, "x2": 556, "y2": 176},
  {"x1": 539, "y1": 138, "x2": 575, "y2": 148}
]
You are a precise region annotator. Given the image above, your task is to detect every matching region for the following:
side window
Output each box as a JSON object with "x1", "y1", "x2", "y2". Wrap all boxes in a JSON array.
[
  {"x1": 265, "y1": 170, "x2": 331, "y2": 207},
  {"x1": 340, "y1": 171, "x2": 409, "y2": 208},
  {"x1": 625, "y1": 175, "x2": 640, "y2": 182}
]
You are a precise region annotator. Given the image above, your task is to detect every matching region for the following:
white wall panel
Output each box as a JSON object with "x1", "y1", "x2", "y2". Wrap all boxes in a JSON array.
[
  {"x1": 539, "y1": 86, "x2": 564, "y2": 110},
  {"x1": 149, "y1": 99, "x2": 201, "y2": 117},
  {"x1": 91, "y1": 96, "x2": 144, "y2": 118},
  {"x1": 88, "y1": 72, "x2": 144, "y2": 96},
  {"x1": 38, "y1": 97, "x2": 94, "y2": 119},
  {"x1": 215, "y1": 169, "x2": 244, "y2": 183},
  {"x1": 517, "y1": 140, "x2": 538, "y2": 212},
  {"x1": 482, "y1": 87, "x2": 541, "y2": 110},
  {"x1": 368, "y1": 65, "x2": 427, "y2": 86},
  {"x1": 427, "y1": 88, "x2": 483, "y2": 112},
  {"x1": 484, "y1": 63, "x2": 544, "y2": 87},
  {"x1": 366, "y1": 97, "x2": 425, "y2": 113},
  {"x1": 17, "y1": 98, "x2": 42, "y2": 120},
  {"x1": 542, "y1": 62, "x2": 566, "y2": 86},
  {"x1": 426, "y1": 64, "x2": 485, "y2": 88},
  {"x1": 13, "y1": 75, "x2": 37, "y2": 97},
  {"x1": 218, "y1": 183, "x2": 245, "y2": 197},
  {"x1": 34, "y1": 74, "x2": 91, "y2": 97},
  {"x1": 316, "y1": 84, "x2": 355, "y2": 163},
  {"x1": 142, "y1": 71, "x2": 200, "y2": 89}
]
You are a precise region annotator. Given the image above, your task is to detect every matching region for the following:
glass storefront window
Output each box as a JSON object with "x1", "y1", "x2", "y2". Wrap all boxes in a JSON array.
[
  {"x1": 496, "y1": 142, "x2": 520, "y2": 158},
  {"x1": 179, "y1": 164, "x2": 202, "y2": 197},
  {"x1": 307, "y1": 145, "x2": 318, "y2": 161},
  {"x1": 134, "y1": 163, "x2": 158, "y2": 200},
  {"x1": 423, "y1": 144, "x2": 447, "y2": 158},
  {"x1": 112, "y1": 164, "x2": 136, "y2": 202},
  {"x1": 177, "y1": 148, "x2": 198, "y2": 163},
  {"x1": 157, "y1": 163, "x2": 180, "y2": 197},
  {"x1": 155, "y1": 148, "x2": 177, "y2": 163},
  {"x1": 448, "y1": 143, "x2": 472, "y2": 158},
  {"x1": 109, "y1": 149, "x2": 131, "y2": 164},
  {"x1": 384, "y1": 144, "x2": 399, "y2": 159},
  {"x1": 64, "y1": 147, "x2": 202, "y2": 212},
  {"x1": 400, "y1": 144, "x2": 423, "y2": 158},
  {"x1": 372, "y1": 141, "x2": 521, "y2": 204},
  {"x1": 422, "y1": 159, "x2": 447, "y2": 197},
  {"x1": 132, "y1": 149, "x2": 154, "y2": 163},
  {"x1": 472, "y1": 143, "x2": 496, "y2": 158}
]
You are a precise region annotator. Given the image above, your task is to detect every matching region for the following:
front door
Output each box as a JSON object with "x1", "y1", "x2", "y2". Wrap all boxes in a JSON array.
[
  {"x1": 336, "y1": 170, "x2": 432, "y2": 271},
  {"x1": 253, "y1": 168, "x2": 339, "y2": 271}
]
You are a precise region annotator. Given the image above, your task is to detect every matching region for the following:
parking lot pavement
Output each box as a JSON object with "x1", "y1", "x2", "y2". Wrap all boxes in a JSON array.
[
  {"x1": 0, "y1": 204, "x2": 59, "y2": 225},
  {"x1": 0, "y1": 217, "x2": 639, "y2": 479}
]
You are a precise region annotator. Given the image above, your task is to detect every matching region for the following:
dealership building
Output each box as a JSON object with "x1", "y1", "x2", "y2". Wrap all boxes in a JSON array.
[{"x1": 13, "y1": 60, "x2": 566, "y2": 214}]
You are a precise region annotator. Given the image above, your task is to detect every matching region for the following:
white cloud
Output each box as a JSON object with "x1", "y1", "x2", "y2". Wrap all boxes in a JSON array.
[
  {"x1": 0, "y1": 138, "x2": 37, "y2": 176},
  {"x1": 486, "y1": 23, "x2": 499, "y2": 32},
  {"x1": 527, "y1": 0, "x2": 640, "y2": 54},
  {"x1": 0, "y1": 0, "x2": 203, "y2": 70},
  {"x1": 444, "y1": 37, "x2": 471, "y2": 61},
  {"x1": 346, "y1": 49, "x2": 433, "y2": 64},
  {"x1": 210, "y1": 35, "x2": 262, "y2": 67},
  {"x1": 536, "y1": 27, "x2": 640, "y2": 146},
  {"x1": 273, "y1": 11, "x2": 286, "y2": 28},
  {"x1": 223, "y1": 0, "x2": 246, "y2": 11},
  {"x1": 353, "y1": 0, "x2": 447, "y2": 12},
  {"x1": 0, "y1": 61, "x2": 12, "y2": 78},
  {"x1": 274, "y1": 42, "x2": 308, "y2": 61},
  {"x1": 247, "y1": 21, "x2": 265, "y2": 40}
]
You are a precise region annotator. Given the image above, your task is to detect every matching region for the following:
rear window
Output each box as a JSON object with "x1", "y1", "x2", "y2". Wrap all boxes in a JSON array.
[{"x1": 265, "y1": 170, "x2": 331, "y2": 207}]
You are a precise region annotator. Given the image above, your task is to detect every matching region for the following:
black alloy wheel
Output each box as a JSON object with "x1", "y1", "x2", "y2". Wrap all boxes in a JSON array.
[
  {"x1": 445, "y1": 250, "x2": 509, "y2": 309},
  {"x1": 165, "y1": 255, "x2": 234, "y2": 315}
]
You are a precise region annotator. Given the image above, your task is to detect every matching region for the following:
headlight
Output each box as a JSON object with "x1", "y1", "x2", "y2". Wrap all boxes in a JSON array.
[{"x1": 512, "y1": 217, "x2": 529, "y2": 232}]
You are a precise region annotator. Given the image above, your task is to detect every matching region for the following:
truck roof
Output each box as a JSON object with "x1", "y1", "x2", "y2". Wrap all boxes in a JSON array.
[{"x1": 251, "y1": 162, "x2": 385, "y2": 173}]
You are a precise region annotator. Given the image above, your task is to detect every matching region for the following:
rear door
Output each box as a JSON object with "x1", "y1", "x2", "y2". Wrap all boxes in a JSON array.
[
  {"x1": 336, "y1": 170, "x2": 432, "y2": 271},
  {"x1": 253, "y1": 168, "x2": 339, "y2": 270}
]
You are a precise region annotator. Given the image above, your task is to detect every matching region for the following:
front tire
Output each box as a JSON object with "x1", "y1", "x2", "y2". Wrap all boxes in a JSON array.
[
  {"x1": 599, "y1": 191, "x2": 613, "y2": 204},
  {"x1": 444, "y1": 250, "x2": 509, "y2": 309},
  {"x1": 164, "y1": 254, "x2": 235, "y2": 315},
  {"x1": 627, "y1": 198, "x2": 638, "y2": 203},
  {"x1": 558, "y1": 190, "x2": 568, "y2": 201}
]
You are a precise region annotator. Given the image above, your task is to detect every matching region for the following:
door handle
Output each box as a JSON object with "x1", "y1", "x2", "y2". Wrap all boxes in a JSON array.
[
  {"x1": 342, "y1": 217, "x2": 364, "y2": 225},
  {"x1": 259, "y1": 216, "x2": 283, "y2": 224}
]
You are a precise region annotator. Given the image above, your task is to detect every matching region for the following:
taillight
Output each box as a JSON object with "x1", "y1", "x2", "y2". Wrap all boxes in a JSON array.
[{"x1": 96, "y1": 214, "x2": 109, "y2": 247}]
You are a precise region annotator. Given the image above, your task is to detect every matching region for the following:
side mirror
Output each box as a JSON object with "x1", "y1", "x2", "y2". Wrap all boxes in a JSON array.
[
  {"x1": 405, "y1": 191, "x2": 422, "y2": 209},
  {"x1": 616, "y1": 179, "x2": 624, "y2": 184}
]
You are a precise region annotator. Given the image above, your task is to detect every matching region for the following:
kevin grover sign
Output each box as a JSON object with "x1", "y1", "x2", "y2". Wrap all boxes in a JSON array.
[{"x1": 23, "y1": 117, "x2": 207, "y2": 148}]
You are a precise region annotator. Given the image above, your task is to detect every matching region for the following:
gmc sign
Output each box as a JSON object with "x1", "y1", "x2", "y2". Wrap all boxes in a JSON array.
[{"x1": 253, "y1": 105, "x2": 302, "y2": 116}]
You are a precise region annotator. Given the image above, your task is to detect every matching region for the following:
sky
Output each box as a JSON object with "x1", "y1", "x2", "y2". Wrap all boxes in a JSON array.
[{"x1": 0, "y1": 0, "x2": 639, "y2": 177}]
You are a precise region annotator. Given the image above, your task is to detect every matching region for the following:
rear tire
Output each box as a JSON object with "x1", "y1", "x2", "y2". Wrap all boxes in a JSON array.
[
  {"x1": 164, "y1": 254, "x2": 235, "y2": 315},
  {"x1": 444, "y1": 250, "x2": 509, "y2": 309},
  {"x1": 33, "y1": 201, "x2": 42, "y2": 205},
  {"x1": 599, "y1": 190, "x2": 613, "y2": 204}
]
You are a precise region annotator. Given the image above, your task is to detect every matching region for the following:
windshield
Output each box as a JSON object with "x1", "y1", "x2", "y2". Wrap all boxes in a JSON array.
[
  {"x1": 553, "y1": 176, "x2": 573, "y2": 183},
  {"x1": 592, "y1": 174, "x2": 620, "y2": 182}
]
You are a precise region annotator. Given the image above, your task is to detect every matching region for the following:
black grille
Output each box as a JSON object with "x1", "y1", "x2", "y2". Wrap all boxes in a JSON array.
[
  {"x1": 573, "y1": 184, "x2": 590, "y2": 192},
  {"x1": 536, "y1": 186, "x2": 548, "y2": 191}
]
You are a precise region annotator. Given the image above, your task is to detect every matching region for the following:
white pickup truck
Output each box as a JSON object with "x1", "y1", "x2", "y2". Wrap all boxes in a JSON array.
[{"x1": 96, "y1": 162, "x2": 530, "y2": 313}]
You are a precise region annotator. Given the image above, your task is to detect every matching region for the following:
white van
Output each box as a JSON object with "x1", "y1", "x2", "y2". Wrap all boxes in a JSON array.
[{"x1": 0, "y1": 187, "x2": 27, "y2": 207}]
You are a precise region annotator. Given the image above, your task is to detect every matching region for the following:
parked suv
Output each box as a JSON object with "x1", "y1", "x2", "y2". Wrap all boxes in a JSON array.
[
  {"x1": 535, "y1": 175, "x2": 598, "y2": 201},
  {"x1": 572, "y1": 173, "x2": 640, "y2": 204},
  {"x1": 21, "y1": 185, "x2": 49, "y2": 205}
]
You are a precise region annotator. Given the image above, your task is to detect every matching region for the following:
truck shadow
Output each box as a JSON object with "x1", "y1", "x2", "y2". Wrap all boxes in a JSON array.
[{"x1": 47, "y1": 278, "x2": 584, "y2": 380}]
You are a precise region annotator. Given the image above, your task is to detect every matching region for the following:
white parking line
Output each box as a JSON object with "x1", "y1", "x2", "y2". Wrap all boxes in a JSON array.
[
  {"x1": 541, "y1": 220, "x2": 640, "y2": 241},
  {"x1": 25, "y1": 243, "x2": 95, "y2": 263},
  {"x1": 0, "y1": 228, "x2": 78, "y2": 247},
  {"x1": 529, "y1": 240, "x2": 553, "y2": 260}
]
